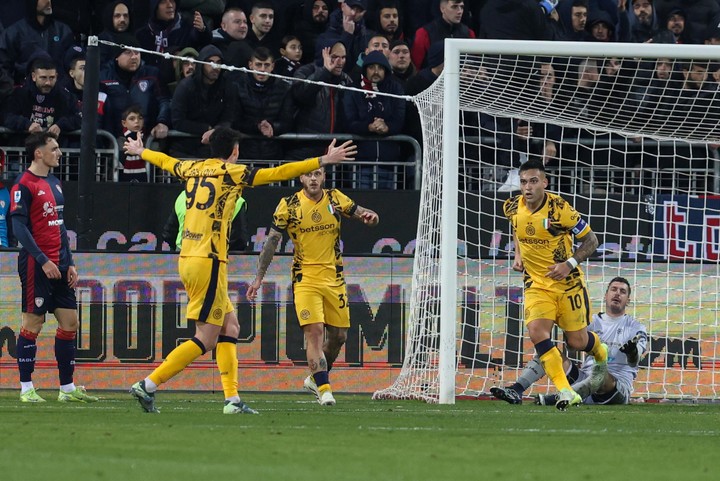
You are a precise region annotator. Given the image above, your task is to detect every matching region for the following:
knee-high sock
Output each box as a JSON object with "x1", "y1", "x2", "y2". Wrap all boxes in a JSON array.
[
  {"x1": 586, "y1": 331, "x2": 607, "y2": 362},
  {"x1": 17, "y1": 329, "x2": 38, "y2": 383},
  {"x1": 148, "y1": 337, "x2": 204, "y2": 386},
  {"x1": 55, "y1": 328, "x2": 76, "y2": 386},
  {"x1": 536, "y1": 339, "x2": 571, "y2": 392},
  {"x1": 216, "y1": 336, "x2": 238, "y2": 399}
]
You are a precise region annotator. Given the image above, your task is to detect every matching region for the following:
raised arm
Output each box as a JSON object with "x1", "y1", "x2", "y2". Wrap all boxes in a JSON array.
[{"x1": 246, "y1": 227, "x2": 283, "y2": 301}]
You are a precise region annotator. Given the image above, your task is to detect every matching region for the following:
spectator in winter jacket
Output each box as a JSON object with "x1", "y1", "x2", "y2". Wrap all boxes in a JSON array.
[
  {"x1": 412, "y1": 0, "x2": 475, "y2": 69},
  {"x1": 0, "y1": 0, "x2": 74, "y2": 84},
  {"x1": 316, "y1": 0, "x2": 373, "y2": 73},
  {"x1": 293, "y1": 0, "x2": 333, "y2": 65},
  {"x1": 343, "y1": 50, "x2": 406, "y2": 189},
  {"x1": 288, "y1": 40, "x2": 353, "y2": 167},
  {"x1": 99, "y1": 33, "x2": 171, "y2": 139},
  {"x1": 234, "y1": 47, "x2": 294, "y2": 162},
  {"x1": 3, "y1": 56, "x2": 80, "y2": 135},
  {"x1": 171, "y1": 44, "x2": 237, "y2": 157},
  {"x1": 98, "y1": 1, "x2": 133, "y2": 65}
]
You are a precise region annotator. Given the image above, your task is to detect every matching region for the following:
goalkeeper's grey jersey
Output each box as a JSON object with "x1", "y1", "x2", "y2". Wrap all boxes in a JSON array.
[{"x1": 580, "y1": 313, "x2": 648, "y2": 391}]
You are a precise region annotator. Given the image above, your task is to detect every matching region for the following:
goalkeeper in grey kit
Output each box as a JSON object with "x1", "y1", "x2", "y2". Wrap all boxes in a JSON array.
[{"x1": 492, "y1": 277, "x2": 648, "y2": 405}]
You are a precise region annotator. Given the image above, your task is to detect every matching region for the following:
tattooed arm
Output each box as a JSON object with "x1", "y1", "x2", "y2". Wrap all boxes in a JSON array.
[{"x1": 246, "y1": 227, "x2": 283, "y2": 301}]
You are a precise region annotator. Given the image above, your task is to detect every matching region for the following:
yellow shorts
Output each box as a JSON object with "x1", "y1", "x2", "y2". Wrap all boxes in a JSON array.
[
  {"x1": 178, "y1": 257, "x2": 233, "y2": 326},
  {"x1": 293, "y1": 281, "x2": 350, "y2": 328},
  {"x1": 524, "y1": 284, "x2": 590, "y2": 332}
]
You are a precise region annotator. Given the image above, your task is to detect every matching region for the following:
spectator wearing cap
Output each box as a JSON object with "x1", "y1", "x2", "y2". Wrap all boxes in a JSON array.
[
  {"x1": 135, "y1": 0, "x2": 212, "y2": 70},
  {"x1": 316, "y1": 0, "x2": 373, "y2": 73},
  {"x1": 234, "y1": 46, "x2": 295, "y2": 162},
  {"x1": 655, "y1": 0, "x2": 720, "y2": 44},
  {"x1": 288, "y1": 40, "x2": 353, "y2": 168},
  {"x1": 171, "y1": 44, "x2": 236, "y2": 158},
  {"x1": 99, "y1": 33, "x2": 171, "y2": 139},
  {"x1": 167, "y1": 46, "x2": 199, "y2": 94},
  {"x1": 371, "y1": 0, "x2": 405, "y2": 44},
  {"x1": 412, "y1": 0, "x2": 475, "y2": 69},
  {"x1": 3, "y1": 56, "x2": 80, "y2": 135},
  {"x1": 389, "y1": 39, "x2": 416, "y2": 87},
  {"x1": 349, "y1": 34, "x2": 390, "y2": 85},
  {"x1": 343, "y1": 49, "x2": 406, "y2": 189},
  {"x1": 98, "y1": 1, "x2": 134, "y2": 64},
  {"x1": 293, "y1": 0, "x2": 333, "y2": 65},
  {"x1": 0, "y1": 0, "x2": 75, "y2": 84},
  {"x1": 587, "y1": 10, "x2": 616, "y2": 42}
]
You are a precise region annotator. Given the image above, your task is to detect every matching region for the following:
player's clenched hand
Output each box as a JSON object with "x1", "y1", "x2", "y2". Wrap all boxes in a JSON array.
[
  {"x1": 67, "y1": 265, "x2": 78, "y2": 289},
  {"x1": 42, "y1": 260, "x2": 61, "y2": 280},
  {"x1": 359, "y1": 210, "x2": 379, "y2": 226},
  {"x1": 322, "y1": 139, "x2": 357, "y2": 164},
  {"x1": 545, "y1": 262, "x2": 571, "y2": 280},
  {"x1": 124, "y1": 132, "x2": 145, "y2": 156},
  {"x1": 512, "y1": 256, "x2": 524, "y2": 272},
  {"x1": 246, "y1": 280, "x2": 262, "y2": 301}
]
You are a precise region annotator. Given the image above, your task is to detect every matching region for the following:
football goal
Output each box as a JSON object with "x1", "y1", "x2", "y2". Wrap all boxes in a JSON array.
[{"x1": 374, "y1": 39, "x2": 720, "y2": 404}]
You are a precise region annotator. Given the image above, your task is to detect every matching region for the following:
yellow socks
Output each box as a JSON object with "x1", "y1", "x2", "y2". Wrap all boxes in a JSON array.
[
  {"x1": 589, "y1": 332, "x2": 608, "y2": 362},
  {"x1": 216, "y1": 341, "x2": 239, "y2": 399},
  {"x1": 539, "y1": 347, "x2": 572, "y2": 392},
  {"x1": 149, "y1": 338, "x2": 204, "y2": 386}
]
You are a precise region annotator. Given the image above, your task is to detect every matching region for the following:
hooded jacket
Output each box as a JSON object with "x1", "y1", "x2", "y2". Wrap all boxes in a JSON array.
[
  {"x1": 342, "y1": 50, "x2": 406, "y2": 162},
  {"x1": 3, "y1": 73, "x2": 81, "y2": 132},
  {"x1": 293, "y1": 0, "x2": 335, "y2": 65},
  {"x1": 98, "y1": 1, "x2": 135, "y2": 64},
  {"x1": 171, "y1": 45, "x2": 236, "y2": 139},
  {"x1": 0, "y1": 0, "x2": 74, "y2": 83},
  {"x1": 135, "y1": 0, "x2": 212, "y2": 68}
]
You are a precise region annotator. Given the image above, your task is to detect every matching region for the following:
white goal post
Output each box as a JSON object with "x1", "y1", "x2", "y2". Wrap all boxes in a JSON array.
[{"x1": 374, "y1": 39, "x2": 720, "y2": 404}]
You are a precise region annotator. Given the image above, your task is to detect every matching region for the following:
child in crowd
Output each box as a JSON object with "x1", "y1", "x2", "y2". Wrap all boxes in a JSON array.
[
  {"x1": 117, "y1": 105, "x2": 147, "y2": 182},
  {"x1": 274, "y1": 35, "x2": 303, "y2": 79}
]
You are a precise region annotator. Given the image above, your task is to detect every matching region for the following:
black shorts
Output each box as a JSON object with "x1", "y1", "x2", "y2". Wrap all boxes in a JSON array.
[{"x1": 18, "y1": 254, "x2": 77, "y2": 315}]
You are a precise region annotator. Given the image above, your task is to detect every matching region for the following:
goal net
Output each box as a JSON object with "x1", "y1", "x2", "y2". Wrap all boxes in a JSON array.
[{"x1": 373, "y1": 40, "x2": 720, "y2": 404}]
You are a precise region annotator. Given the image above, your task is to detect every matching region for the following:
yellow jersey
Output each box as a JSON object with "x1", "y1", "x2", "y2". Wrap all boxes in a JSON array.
[
  {"x1": 504, "y1": 192, "x2": 591, "y2": 292},
  {"x1": 272, "y1": 188, "x2": 357, "y2": 284},
  {"x1": 142, "y1": 150, "x2": 321, "y2": 261}
]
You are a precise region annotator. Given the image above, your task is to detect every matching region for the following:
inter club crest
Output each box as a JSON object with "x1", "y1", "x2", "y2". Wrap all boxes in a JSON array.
[
  {"x1": 311, "y1": 211, "x2": 322, "y2": 223},
  {"x1": 138, "y1": 80, "x2": 149, "y2": 92}
]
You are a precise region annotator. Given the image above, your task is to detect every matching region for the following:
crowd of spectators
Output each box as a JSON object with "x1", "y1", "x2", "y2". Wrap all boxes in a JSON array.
[{"x1": 0, "y1": 0, "x2": 719, "y2": 190}]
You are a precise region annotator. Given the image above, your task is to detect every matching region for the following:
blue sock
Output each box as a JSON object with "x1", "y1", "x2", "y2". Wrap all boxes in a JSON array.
[
  {"x1": 55, "y1": 330, "x2": 76, "y2": 386},
  {"x1": 17, "y1": 332, "x2": 37, "y2": 383},
  {"x1": 313, "y1": 371, "x2": 329, "y2": 388}
]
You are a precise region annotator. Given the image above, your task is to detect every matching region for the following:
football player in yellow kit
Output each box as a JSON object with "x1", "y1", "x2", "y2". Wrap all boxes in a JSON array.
[
  {"x1": 247, "y1": 166, "x2": 379, "y2": 405},
  {"x1": 501, "y1": 158, "x2": 606, "y2": 411}
]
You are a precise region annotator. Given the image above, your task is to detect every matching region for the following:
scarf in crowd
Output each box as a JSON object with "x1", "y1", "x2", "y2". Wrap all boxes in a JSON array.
[{"x1": 360, "y1": 74, "x2": 378, "y2": 98}]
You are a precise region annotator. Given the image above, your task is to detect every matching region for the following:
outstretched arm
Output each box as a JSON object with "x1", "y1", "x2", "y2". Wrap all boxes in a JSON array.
[
  {"x1": 246, "y1": 227, "x2": 283, "y2": 301},
  {"x1": 352, "y1": 205, "x2": 379, "y2": 226}
]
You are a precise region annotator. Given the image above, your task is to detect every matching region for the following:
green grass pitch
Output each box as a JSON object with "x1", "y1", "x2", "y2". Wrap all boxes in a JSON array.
[{"x1": 1, "y1": 391, "x2": 719, "y2": 481}]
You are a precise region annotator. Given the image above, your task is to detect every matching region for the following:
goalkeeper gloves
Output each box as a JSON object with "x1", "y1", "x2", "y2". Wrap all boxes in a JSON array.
[
  {"x1": 539, "y1": 0, "x2": 558, "y2": 15},
  {"x1": 619, "y1": 333, "x2": 642, "y2": 364}
]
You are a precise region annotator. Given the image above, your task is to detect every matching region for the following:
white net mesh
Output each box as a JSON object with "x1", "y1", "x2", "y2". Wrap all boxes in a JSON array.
[{"x1": 374, "y1": 43, "x2": 720, "y2": 403}]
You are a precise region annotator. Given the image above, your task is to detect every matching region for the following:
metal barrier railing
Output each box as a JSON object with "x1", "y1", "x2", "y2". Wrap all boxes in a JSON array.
[
  {"x1": 0, "y1": 127, "x2": 120, "y2": 182},
  {"x1": 145, "y1": 131, "x2": 423, "y2": 190}
]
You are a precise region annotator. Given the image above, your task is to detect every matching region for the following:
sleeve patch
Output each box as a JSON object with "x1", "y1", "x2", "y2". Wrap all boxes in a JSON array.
[{"x1": 571, "y1": 218, "x2": 588, "y2": 236}]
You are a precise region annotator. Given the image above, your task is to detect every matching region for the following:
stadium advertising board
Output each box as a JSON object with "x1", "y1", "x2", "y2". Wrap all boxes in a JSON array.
[{"x1": 652, "y1": 195, "x2": 720, "y2": 260}]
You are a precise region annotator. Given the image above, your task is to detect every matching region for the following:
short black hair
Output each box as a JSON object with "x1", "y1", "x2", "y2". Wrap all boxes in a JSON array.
[
  {"x1": 607, "y1": 276, "x2": 631, "y2": 296},
  {"x1": 519, "y1": 158, "x2": 545, "y2": 174},
  {"x1": 250, "y1": 46, "x2": 274, "y2": 62},
  {"x1": 280, "y1": 35, "x2": 300, "y2": 50},
  {"x1": 121, "y1": 104, "x2": 143, "y2": 121},
  {"x1": 25, "y1": 131, "x2": 59, "y2": 159},
  {"x1": 209, "y1": 127, "x2": 242, "y2": 159},
  {"x1": 31, "y1": 57, "x2": 57, "y2": 72}
]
